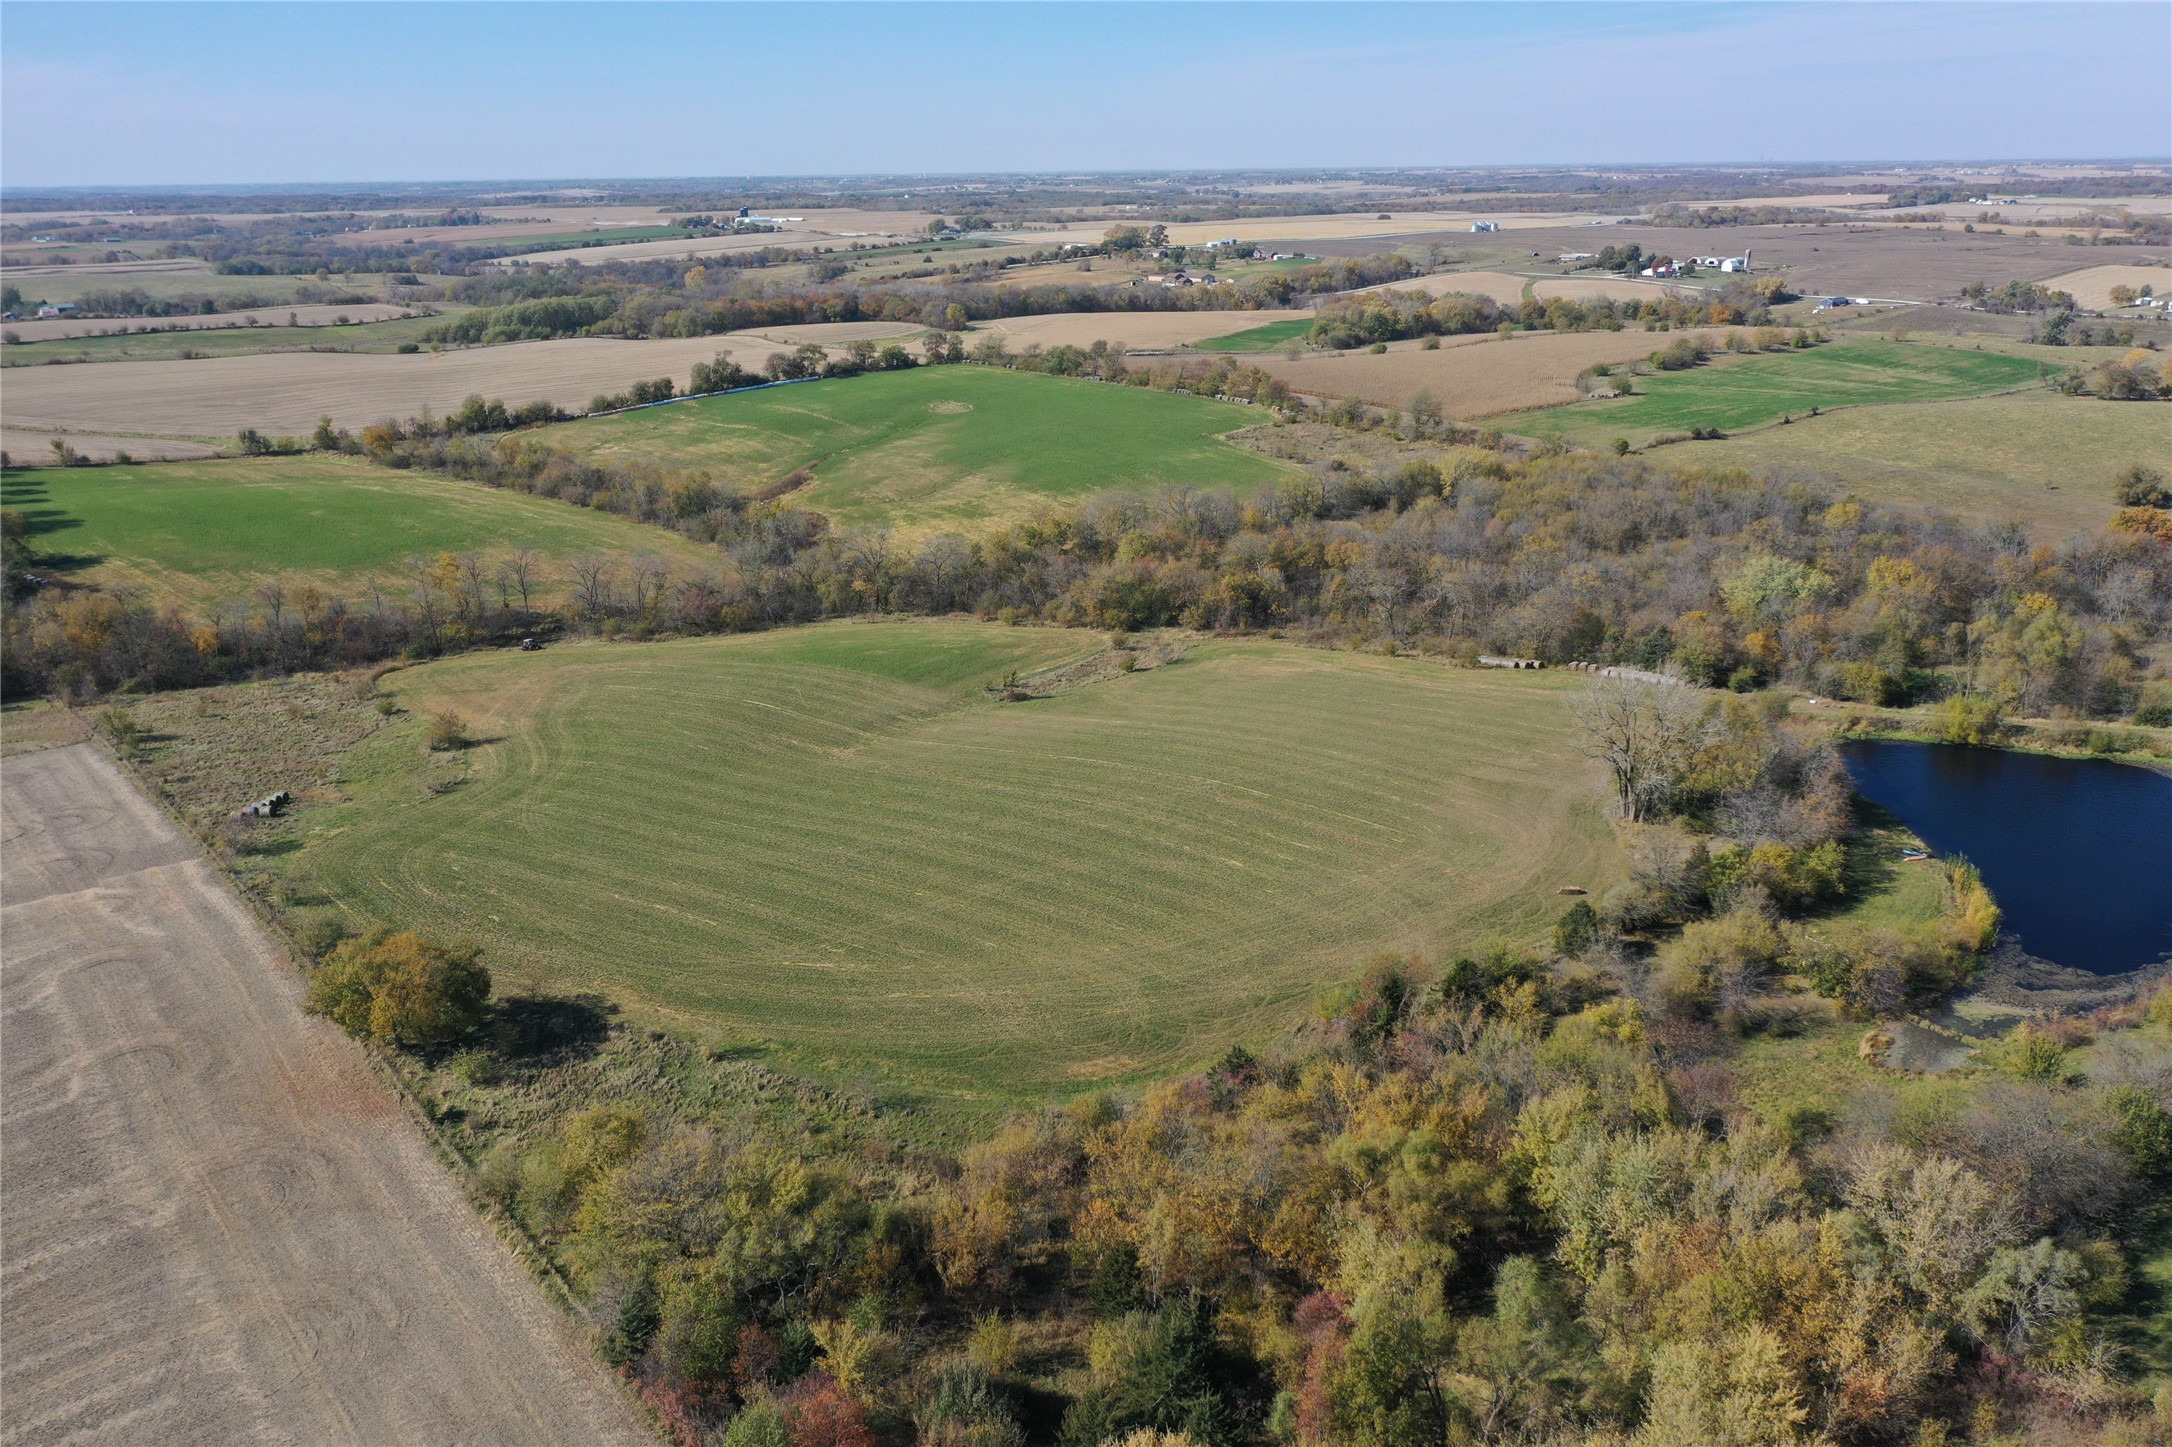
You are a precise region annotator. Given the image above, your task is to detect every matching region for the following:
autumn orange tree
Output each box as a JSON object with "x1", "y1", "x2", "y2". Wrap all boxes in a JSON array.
[{"x1": 305, "y1": 927, "x2": 491, "y2": 1051}]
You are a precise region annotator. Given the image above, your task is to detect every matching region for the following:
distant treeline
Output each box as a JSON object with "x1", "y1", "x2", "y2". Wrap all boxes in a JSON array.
[
  {"x1": 1307, "y1": 281, "x2": 1783, "y2": 349},
  {"x1": 422, "y1": 254, "x2": 1427, "y2": 346},
  {"x1": 0, "y1": 281, "x2": 378, "y2": 320},
  {"x1": 1644, "y1": 203, "x2": 1840, "y2": 228}
]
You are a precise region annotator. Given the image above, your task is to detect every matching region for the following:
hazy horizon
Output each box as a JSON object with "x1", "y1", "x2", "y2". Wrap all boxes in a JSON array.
[{"x1": 4, "y1": 1, "x2": 2166, "y2": 189}]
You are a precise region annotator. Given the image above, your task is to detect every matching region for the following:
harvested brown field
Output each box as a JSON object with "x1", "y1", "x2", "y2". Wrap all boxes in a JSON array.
[
  {"x1": 1356, "y1": 271, "x2": 1705, "y2": 307},
  {"x1": 498, "y1": 207, "x2": 946, "y2": 266},
  {"x1": 1, "y1": 428, "x2": 220, "y2": 462},
  {"x1": 0, "y1": 743, "x2": 649, "y2": 1447},
  {"x1": 2043, "y1": 263, "x2": 2172, "y2": 309},
  {"x1": 2, "y1": 303, "x2": 420, "y2": 343},
  {"x1": 0, "y1": 333, "x2": 800, "y2": 437},
  {"x1": 1534, "y1": 275, "x2": 1690, "y2": 304},
  {"x1": 973, "y1": 308, "x2": 1313, "y2": 349},
  {"x1": 1302, "y1": 224, "x2": 2086, "y2": 300},
  {"x1": 730, "y1": 319, "x2": 928, "y2": 346},
  {"x1": 0, "y1": 256, "x2": 214, "y2": 279},
  {"x1": 0, "y1": 702, "x2": 91, "y2": 757},
  {"x1": 1355, "y1": 270, "x2": 1532, "y2": 304},
  {"x1": 1254, "y1": 328, "x2": 1730, "y2": 416},
  {"x1": 1029, "y1": 211, "x2": 1630, "y2": 250},
  {"x1": 1, "y1": 269, "x2": 373, "y2": 308}
]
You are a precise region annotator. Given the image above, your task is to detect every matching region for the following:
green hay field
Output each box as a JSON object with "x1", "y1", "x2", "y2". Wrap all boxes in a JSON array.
[
  {"x1": 552, "y1": 366, "x2": 1293, "y2": 535},
  {"x1": 1519, "y1": 339, "x2": 2053, "y2": 447},
  {"x1": 1697, "y1": 390, "x2": 2163, "y2": 535},
  {"x1": 2, "y1": 455, "x2": 724, "y2": 609},
  {"x1": 1190, "y1": 320, "x2": 1315, "y2": 352},
  {"x1": 290, "y1": 620, "x2": 1615, "y2": 1119}
]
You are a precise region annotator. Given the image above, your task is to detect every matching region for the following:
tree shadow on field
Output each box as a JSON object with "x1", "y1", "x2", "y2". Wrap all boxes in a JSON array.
[{"x1": 490, "y1": 991, "x2": 615, "y2": 1064}]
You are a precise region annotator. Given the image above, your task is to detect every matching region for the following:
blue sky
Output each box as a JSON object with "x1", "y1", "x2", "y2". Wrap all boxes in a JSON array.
[{"x1": 2, "y1": 2, "x2": 2166, "y2": 186}]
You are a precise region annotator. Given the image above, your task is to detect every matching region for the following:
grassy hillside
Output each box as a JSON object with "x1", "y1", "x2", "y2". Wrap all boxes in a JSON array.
[
  {"x1": 1518, "y1": 339, "x2": 2052, "y2": 447},
  {"x1": 1, "y1": 455, "x2": 723, "y2": 610},
  {"x1": 551, "y1": 366, "x2": 1292, "y2": 535},
  {"x1": 1697, "y1": 389, "x2": 2161, "y2": 534},
  {"x1": 289, "y1": 621, "x2": 1615, "y2": 1119}
]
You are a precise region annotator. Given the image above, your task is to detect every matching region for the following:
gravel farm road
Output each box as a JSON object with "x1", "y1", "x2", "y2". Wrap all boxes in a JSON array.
[{"x1": 0, "y1": 743, "x2": 651, "y2": 1446}]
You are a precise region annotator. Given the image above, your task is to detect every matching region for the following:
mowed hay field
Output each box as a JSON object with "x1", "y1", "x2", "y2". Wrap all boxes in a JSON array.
[
  {"x1": 292, "y1": 621, "x2": 1615, "y2": 1112},
  {"x1": 1254, "y1": 329, "x2": 1730, "y2": 415},
  {"x1": 1515, "y1": 339, "x2": 2053, "y2": 447},
  {"x1": 554, "y1": 367, "x2": 1293, "y2": 535},
  {"x1": 970, "y1": 309, "x2": 1313, "y2": 350},
  {"x1": 1191, "y1": 319, "x2": 1317, "y2": 352},
  {"x1": 1700, "y1": 390, "x2": 2170, "y2": 534},
  {"x1": 1, "y1": 456, "x2": 723, "y2": 609}
]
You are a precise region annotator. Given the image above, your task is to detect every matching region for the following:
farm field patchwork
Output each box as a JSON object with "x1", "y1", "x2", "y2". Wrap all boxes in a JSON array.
[
  {"x1": 1, "y1": 311, "x2": 452, "y2": 367},
  {"x1": 2041, "y1": 263, "x2": 2172, "y2": 310},
  {"x1": 1696, "y1": 390, "x2": 2167, "y2": 533},
  {"x1": 0, "y1": 267, "x2": 419, "y2": 307},
  {"x1": 1515, "y1": 339, "x2": 2053, "y2": 446},
  {"x1": 288, "y1": 621, "x2": 1616, "y2": 1117},
  {"x1": 554, "y1": 365, "x2": 1293, "y2": 534},
  {"x1": 1, "y1": 455, "x2": 725, "y2": 609},
  {"x1": 0, "y1": 302, "x2": 421, "y2": 343},
  {"x1": 0, "y1": 333, "x2": 793, "y2": 437}
]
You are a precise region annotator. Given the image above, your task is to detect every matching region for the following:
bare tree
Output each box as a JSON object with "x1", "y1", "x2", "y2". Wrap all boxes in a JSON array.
[
  {"x1": 456, "y1": 553, "x2": 491, "y2": 626},
  {"x1": 499, "y1": 547, "x2": 541, "y2": 616},
  {"x1": 1572, "y1": 673, "x2": 1706, "y2": 823},
  {"x1": 626, "y1": 555, "x2": 667, "y2": 618},
  {"x1": 568, "y1": 553, "x2": 616, "y2": 621}
]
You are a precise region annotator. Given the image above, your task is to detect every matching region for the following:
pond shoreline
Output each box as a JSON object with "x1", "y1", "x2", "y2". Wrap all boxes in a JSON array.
[
  {"x1": 1841, "y1": 737, "x2": 2172, "y2": 981},
  {"x1": 1827, "y1": 708, "x2": 2172, "y2": 778}
]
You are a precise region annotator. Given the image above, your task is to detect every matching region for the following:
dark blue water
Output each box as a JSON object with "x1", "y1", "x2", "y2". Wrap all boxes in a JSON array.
[{"x1": 1841, "y1": 741, "x2": 2172, "y2": 976}]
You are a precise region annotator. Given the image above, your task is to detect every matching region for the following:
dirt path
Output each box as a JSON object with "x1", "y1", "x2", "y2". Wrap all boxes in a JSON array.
[{"x1": 0, "y1": 743, "x2": 651, "y2": 1446}]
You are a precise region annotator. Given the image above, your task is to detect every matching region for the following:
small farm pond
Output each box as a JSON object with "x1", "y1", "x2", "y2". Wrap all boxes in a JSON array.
[{"x1": 1841, "y1": 740, "x2": 2172, "y2": 976}]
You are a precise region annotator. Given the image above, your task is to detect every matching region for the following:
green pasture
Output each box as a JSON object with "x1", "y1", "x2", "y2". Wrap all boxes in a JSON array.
[
  {"x1": 1519, "y1": 339, "x2": 2053, "y2": 447},
  {"x1": 1, "y1": 455, "x2": 722, "y2": 609},
  {"x1": 1699, "y1": 389, "x2": 2159, "y2": 535},
  {"x1": 290, "y1": 621, "x2": 1616, "y2": 1121},
  {"x1": 505, "y1": 225, "x2": 698, "y2": 251},
  {"x1": 552, "y1": 365, "x2": 1292, "y2": 535},
  {"x1": 1190, "y1": 319, "x2": 1315, "y2": 352}
]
